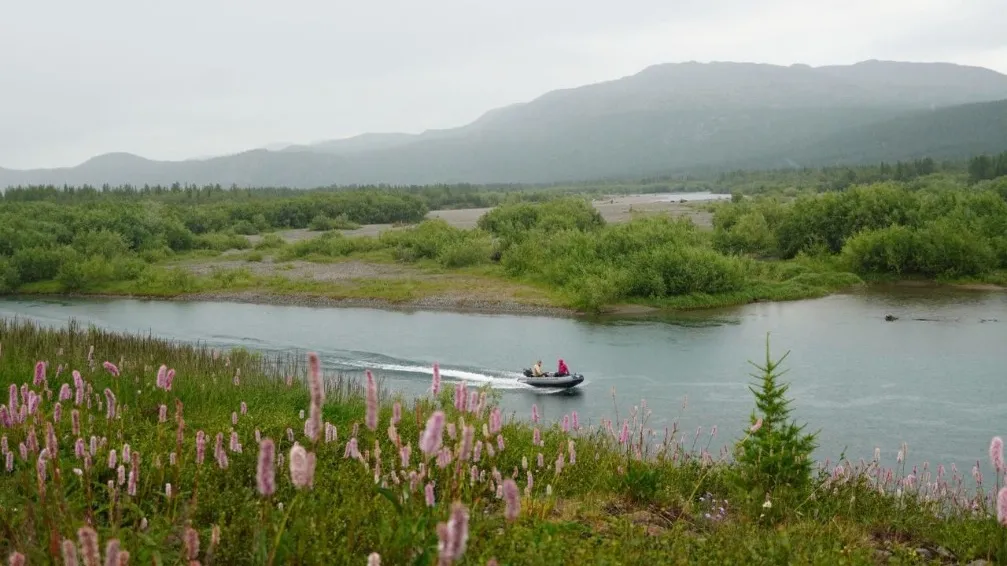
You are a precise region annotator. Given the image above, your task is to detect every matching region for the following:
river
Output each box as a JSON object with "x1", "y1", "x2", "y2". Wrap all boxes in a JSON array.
[{"x1": 1, "y1": 286, "x2": 1005, "y2": 477}]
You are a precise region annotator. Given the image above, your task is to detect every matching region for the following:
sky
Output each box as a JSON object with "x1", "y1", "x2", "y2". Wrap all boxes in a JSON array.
[{"x1": 1, "y1": 0, "x2": 1005, "y2": 169}]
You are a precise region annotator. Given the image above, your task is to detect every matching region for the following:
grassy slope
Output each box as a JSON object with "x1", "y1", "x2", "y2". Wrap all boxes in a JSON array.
[{"x1": 1, "y1": 318, "x2": 1005, "y2": 564}]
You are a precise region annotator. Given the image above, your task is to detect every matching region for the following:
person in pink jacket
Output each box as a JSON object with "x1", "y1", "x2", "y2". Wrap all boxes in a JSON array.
[{"x1": 557, "y1": 358, "x2": 570, "y2": 376}]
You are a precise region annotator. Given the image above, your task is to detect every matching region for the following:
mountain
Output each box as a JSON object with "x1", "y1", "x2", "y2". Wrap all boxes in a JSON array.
[{"x1": 4, "y1": 59, "x2": 1007, "y2": 188}]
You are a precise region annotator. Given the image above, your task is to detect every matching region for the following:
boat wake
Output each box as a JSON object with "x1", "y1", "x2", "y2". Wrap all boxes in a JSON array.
[{"x1": 337, "y1": 357, "x2": 530, "y2": 390}]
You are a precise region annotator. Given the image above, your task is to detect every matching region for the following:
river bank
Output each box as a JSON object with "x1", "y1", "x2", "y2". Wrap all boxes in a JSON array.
[{"x1": 9, "y1": 272, "x2": 1007, "y2": 321}]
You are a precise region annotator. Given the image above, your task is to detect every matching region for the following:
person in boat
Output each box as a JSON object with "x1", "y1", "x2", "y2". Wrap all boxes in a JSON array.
[
  {"x1": 531, "y1": 360, "x2": 544, "y2": 377},
  {"x1": 556, "y1": 358, "x2": 569, "y2": 377}
]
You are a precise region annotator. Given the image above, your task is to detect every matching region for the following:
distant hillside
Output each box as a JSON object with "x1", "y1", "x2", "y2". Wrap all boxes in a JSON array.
[
  {"x1": 760, "y1": 98, "x2": 1007, "y2": 167},
  {"x1": 4, "y1": 59, "x2": 1007, "y2": 188}
]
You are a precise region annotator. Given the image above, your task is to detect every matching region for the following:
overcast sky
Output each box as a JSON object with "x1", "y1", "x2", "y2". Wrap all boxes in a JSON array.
[{"x1": 2, "y1": 0, "x2": 1005, "y2": 169}]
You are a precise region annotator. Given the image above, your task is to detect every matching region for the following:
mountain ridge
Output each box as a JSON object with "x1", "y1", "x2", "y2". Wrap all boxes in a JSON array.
[{"x1": 5, "y1": 59, "x2": 1007, "y2": 188}]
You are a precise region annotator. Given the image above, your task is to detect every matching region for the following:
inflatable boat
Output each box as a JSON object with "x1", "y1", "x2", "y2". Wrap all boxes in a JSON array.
[{"x1": 519, "y1": 369, "x2": 585, "y2": 389}]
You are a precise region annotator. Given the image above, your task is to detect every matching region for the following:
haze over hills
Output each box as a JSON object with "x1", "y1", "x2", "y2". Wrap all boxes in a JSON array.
[{"x1": 4, "y1": 59, "x2": 1007, "y2": 188}]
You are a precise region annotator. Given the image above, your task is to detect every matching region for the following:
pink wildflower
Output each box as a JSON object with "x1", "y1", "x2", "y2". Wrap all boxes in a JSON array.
[
  {"x1": 502, "y1": 478, "x2": 520, "y2": 520},
  {"x1": 156, "y1": 365, "x2": 167, "y2": 389},
  {"x1": 75, "y1": 438, "x2": 86, "y2": 460},
  {"x1": 45, "y1": 422, "x2": 58, "y2": 456},
  {"x1": 425, "y1": 482, "x2": 435, "y2": 507},
  {"x1": 53, "y1": 402, "x2": 62, "y2": 423},
  {"x1": 184, "y1": 527, "x2": 200, "y2": 561},
  {"x1": 231, "y1": 411, "x2": 238, "y2": 426},
  {"x1": 165, "y1": 369, "x2": 175, "y2": 390},
  {"x1": 497, "y1": 434, "x2": 505, "y2": 451},
  {"x1": 454, "y1": 382, "x2": 465, "y2": 412},
  {"x1": 533, "y1": 427, "x2": 541, "y2": 446},
  {"x1": 306, "y1": 352, "x2": 324, "y2": 442},
  {"x1": 392, "y1": 402, "x2": 401, "y2": 425},
  {"x1": 0, "y1": 406, "x2": 9, "y2": 428},
  {"x1": 78, "y1": 526, "x2": 100, "y2": 566},
  {"x1": 436, "y1": 502, "x2": 470, "y2": 565},
  {"x1": 8, "y1": 551, "x2": 25, "y2": 566},
  {"x1": 400, "y1": 444, "x2": 411, "y2": 468},
  {"x1": 34, "y1": 360, "x2": 46, "y2": 386},
  {"x1": 532, "y1": 404, "x2": 539, "y2": 423},
  {"x1": 196, "y1": 431, "x2": 206, "y2": 465},
  {"x1": 103, "y1": 388, "x2": 116, "y2": 420},
  {"x1": 240, "y1": 401, "x2": 247, "y2": 415},
  {"x1": 992, "y1": 436, "x2": 1004, "y2": 472},
  {"x1": 5, "y1": 452, "x2": 11, "y2": 472},
  {"x1": 432, "y1": 362, "x2": 441, "y2": 395},
  {"x1": 59, "y1": 383, "x2": 71, "y2": 401},
  {"x1": 289, "y1": 443, "x2": 315, "y2": 489},
  {"x1": 562, "y1": 414, "x2": 570, "y2": 432},
  {"x1": 460, "y1": 425, "x2": 474, "y2": 461},
  {"x1": 368, "y1": 553, "x2": 381, "y2": 566},
  {"x1": 26, "y1": 391, "x2": 38, "y2": 416},
  {"x1": 619, "y1": 420, "x2": 629, "y2": 444},
  {"x1": 489, "y1": 407, "x2": 502, "y2": 434},
  {"x1": 571, "y1": 410, "x2": 579, "y2": 430},
  {"x1": 61, "y1": 539, "x2": 78, "y2": 566},
  {"x1": 103, "y1": 361, "x2": 120, "y2": 377},
  {"x1": 420, "y1": 411, "x2": 446, "y2": 456},
  {"x1": 365, "y1": 370, "x2": 378, "y2": 431},
  {"x1": 750, "y1": 418, "x2": 763, "y2": 433},
  {"x1": 258, "y1": 438, "x2": 275, "y2": 496},
  {"x1": 999, "y1": 487, "x2": 1007, "y2": 526}
]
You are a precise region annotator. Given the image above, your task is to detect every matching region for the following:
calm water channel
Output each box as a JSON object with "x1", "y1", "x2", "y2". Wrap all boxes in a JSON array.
[{"x1": 1, "y1": 286, "x2": 1005, "y2": 476}]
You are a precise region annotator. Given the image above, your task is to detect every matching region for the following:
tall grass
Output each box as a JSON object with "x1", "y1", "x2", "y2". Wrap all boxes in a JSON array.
[{"x1": 2, "y1": 318, "x2": 1007, "y2": 564}]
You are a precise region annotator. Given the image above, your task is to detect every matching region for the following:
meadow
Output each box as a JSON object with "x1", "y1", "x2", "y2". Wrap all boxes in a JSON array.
[{"x1": 1, "y1": 317, "x2": 1007, "y2": 564}]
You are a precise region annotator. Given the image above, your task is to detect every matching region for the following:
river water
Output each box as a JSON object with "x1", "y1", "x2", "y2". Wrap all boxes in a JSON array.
[{"x1": 1, "y1": 287, "x2": 1005, "y2": 476}]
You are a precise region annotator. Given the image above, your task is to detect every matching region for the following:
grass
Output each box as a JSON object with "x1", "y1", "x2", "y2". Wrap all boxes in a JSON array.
[{"x1": 2, "y1": 318, "x2": 1007, "y2": 564}]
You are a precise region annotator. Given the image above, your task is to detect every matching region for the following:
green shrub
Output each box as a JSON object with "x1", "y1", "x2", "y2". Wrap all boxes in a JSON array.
[
  {"x1": 193, "y1": 232, "x2": 252, "y2": 252},
  {"x1": 254, "y1": 234, "x2": 287, "y2": 250},
  {"x1": 0, "y1": 257, "x2": 19, "y2": 292},
  {"x1": 12, "y1": 246, "x2": 67, "y2": 283}
]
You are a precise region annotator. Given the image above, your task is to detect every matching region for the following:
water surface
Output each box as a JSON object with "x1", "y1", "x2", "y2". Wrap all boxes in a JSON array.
[{"x1": 1, "y1": 287, "x2": 1004, "y2": 475}]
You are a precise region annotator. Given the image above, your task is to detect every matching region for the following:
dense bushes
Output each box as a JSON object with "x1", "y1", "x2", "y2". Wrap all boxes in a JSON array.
[
  {"x1": 712, "y1": 180, "x2": 1007, "y2": 279},
  {"x1": 0, "y1": 190, "x2": 432, "y2": 293},
  {"x1": 499, "y1": 215, "x2": 748, "y2": 309}
]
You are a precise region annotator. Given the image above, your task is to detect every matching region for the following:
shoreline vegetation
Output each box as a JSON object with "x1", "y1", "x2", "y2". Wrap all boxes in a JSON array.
[
  {"x1": 2, "y1": 317, "x2": 1007, "y2": 564},
  {"x1": 2, "y1": 152, "x2": 1007, "y2": 318}
]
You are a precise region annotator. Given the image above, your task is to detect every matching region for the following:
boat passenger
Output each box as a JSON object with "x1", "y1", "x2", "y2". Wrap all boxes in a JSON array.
[
  {"x1": 532, "y1": 360, "x2": 544, "y2": 377},
  {"x1": 557, "y1": 358, "x2": 569, "y2": 376}
]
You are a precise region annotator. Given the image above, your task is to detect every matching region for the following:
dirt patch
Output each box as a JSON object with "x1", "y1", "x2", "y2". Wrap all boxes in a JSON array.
[
  {"x1": 182, "y1": 259, "x2": 416, "y2": 282},
  {"x1": 591, "y1": 194, "x2": 717, "y2": 228}
]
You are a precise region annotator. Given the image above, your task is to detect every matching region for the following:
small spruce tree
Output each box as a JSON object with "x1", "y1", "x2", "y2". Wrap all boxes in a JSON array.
[{"x1": 736, "y1": 334, "x2": 818, "y2": 494}]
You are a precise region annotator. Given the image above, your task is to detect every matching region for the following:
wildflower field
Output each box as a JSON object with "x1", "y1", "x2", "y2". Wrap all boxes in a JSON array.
[{"x1": 1, "y1": 317, "x2": 1006, "y2": 565}]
